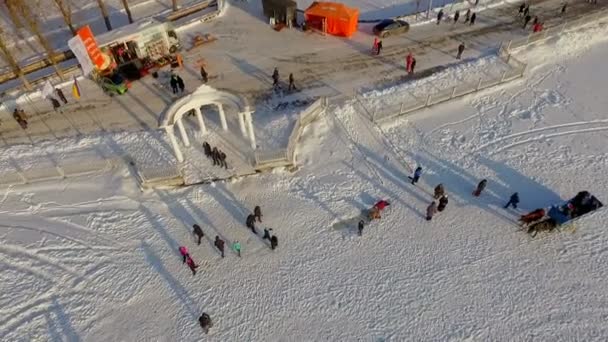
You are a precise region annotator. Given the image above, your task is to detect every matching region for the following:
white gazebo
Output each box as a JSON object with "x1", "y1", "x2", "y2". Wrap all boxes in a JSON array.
[{"x1": 159, "y1": 85, "x2": 256, "y2": 162}]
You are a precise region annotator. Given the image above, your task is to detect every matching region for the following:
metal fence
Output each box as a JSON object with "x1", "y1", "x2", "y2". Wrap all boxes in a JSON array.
[
  {"x1": 254, "y1": 97, "x2": 328, "y2": 169},
  {"x1": 368, "y1": 52, "x2": 526, "y2": 123},
  {"x1": 504, "y1": 9, "x2": 608, "y2": 53}
]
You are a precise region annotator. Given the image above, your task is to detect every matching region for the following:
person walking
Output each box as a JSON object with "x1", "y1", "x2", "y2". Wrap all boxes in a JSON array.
[
  {"x1": 410, "y1": 58, "x2": 417, "y2": 74},
  {"x1": 199, "y1": 313, "x2": 213, "y2": 334},
  {"x1": 519, "y1": 3, "x2": 526, "y2": 16},
  {"x1": 504, "y1": 192, "x2": 520, "y2": 209},
  {"x1": 200, "y1": 65, "x2": 209, "y2": 83},
  {"x1": 454, "y1": 10, "x2": 460, "y2": 24},
  {"x1": 177, "y1": 75, "x2": 185, "y2": 93},
  {"x1": 523, "y1": 14, "x2": 532, "y2": 29},
  {"x1": 179, "y1": 246, "x2": 190, "y2": 263},
  {"x1": 193, "y1": 224, "x2": 204, "y2": 245},
  {"x1": 411, "y1": 166, "x2": 422, "y2": 185},
  {"x1": 203, "y1": 142, "x2": 212, "y2": 158},
  {"x1": 523, "y1": 4, "x2": 530, "y2": 17},
  {"x1": 473, "y1": 179, "x2": 488, "y2": 197},
  {"x1": 185, "y1": 255, "x2": 198, "y2": 275},
  {"x1": 270, "y1": 235, "x2": 278, "y2": 250},
  {"x1": 211, "y1": 147, "x2": 220, "y2": 166},
  {"x1": 246, "y1": 214, "x2": 257, "y2": 234},
  {"x1": 457, "y1": 42, "x2": 465, "y2": 59},
  {"x1": 437, "y1": 9, "x2": 444, "y2": 24},
  {"x1": 561, "y1": 2, "x2": 567, "y2": 15},
  {"x1": 464, "y1": 9, "x2": 471, "y2": 23},
  {"x1": 376, "y1": 40, "x2": 383, "y2": 55},
  {"x1": 170, "y1": 74, "x2": 179, "y2": 94},
  {"x1": 49, "y1": 97, "x2": 61, "y2": 111},
  {"x1": 437, "y1": 195, "x2": 449, "y2": 212},
  {"x1": 254, "y1": 206, "x2": 263, "y2": 222},
  {"x1": 272, "y1": 67, "x2": 280, "y2": 87},
  {"x1": 470, "y1": 12, "x2": 477, "y2": 25},
  {"x1": 214, "y1": 236, "x2": 225, "y2": 258},
  {"x1": 358, "y1": 220, "x2": 365, "y2": 236},
  {"x1": 219, "y1": 150, "x2": 228, "y2": 169},
  {"x1": 372, "y1": 37, "x2": 379, "y2": 54},
  {"x1": 263, "y1": 228, "x2": 273, "y2": 241},
  {"x1": 55, "y1": 88, "x2": 68, "y2": 104},
  {"x1": 232, "y1": 241, "x2": 241, "y2": 257},
  {"x1": 288, "y1": 73, "x2": 296, "y2": 91},
  {"x1": 406, "y1": 52, "x2": 414, "y2": 73},
  {"x1": 426, "y1": 201, "x2": 437, "y2": 221},
  {"x1": 434, "y1": 184, "x2": 445, "y2": 199}
]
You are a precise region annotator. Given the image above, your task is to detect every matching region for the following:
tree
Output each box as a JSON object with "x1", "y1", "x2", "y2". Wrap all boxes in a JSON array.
[
  {"x1": 0, "y1": 28, "x2": 31, "y2": 89},
  {"x1": 172, "y1": 0, "x2": 178, "y2": 11},
  {"x1": 121, "y1": 0, "x2": 134, "y2": 24},
  {"x1": 4, "y1": 0, "x2": 23, "y2": 29},
  {"x1": 96, "y1": 0, "x2": 112, "y2": 31},
  {"x1": 14, "y1": 1, "x2": 65, "y2": 80},
  {"x1": 53, "y1": 0, "x2": 76, "y2": 35}
]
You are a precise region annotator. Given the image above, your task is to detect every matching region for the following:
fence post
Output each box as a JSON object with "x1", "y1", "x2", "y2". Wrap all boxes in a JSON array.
[
  {"x1": 425, "y1": 94, "x2": 432, "y2": 106},
  {"x1": 476, "y1": 78, "x2": 483, "y2": 90},
  {"x1": 400, "y1": 102, "x2": 404, "y2": 114},
  {"x1": 451, "y1": 86, "x2": 457, "y2": 99}
]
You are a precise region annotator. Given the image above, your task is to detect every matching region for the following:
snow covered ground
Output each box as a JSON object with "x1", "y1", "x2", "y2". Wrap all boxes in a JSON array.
[{"x1": 1, "y1": 11, "x2": 608, "y2": 342}]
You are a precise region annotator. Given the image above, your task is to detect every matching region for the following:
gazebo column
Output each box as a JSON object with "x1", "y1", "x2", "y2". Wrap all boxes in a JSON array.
[
  {"x1": 245, "y1": 111, "x2": 256, "y2": 149},
  {"x1": 194, "y1": 107, "x2": 207, "y2": 134},
  {"x1": 217, "y1": 104, "x2": 228, "y2": 131},
  {"x1": 238, "y1": 112, "x2": 247, "y2": 137},
  {"x1": 176, "y1": 117, "x2": 190, "y2": 147},
  {"x1": 165, "y1": 126, "x2": 184, "y2": 162}
]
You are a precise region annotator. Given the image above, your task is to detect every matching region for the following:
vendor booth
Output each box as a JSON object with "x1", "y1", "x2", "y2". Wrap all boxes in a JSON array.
[
  {"x1": 304, "y1": 2, "x2": 359, "y2": 37},
  {"x1": 262, "y1": 0, "x2": 297, "y2": 27}
]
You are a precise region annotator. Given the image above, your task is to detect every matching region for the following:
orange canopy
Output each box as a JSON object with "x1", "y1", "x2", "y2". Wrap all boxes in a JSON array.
[{"x1": 305, "y1": 2, "x2": 359, "y2": 37}]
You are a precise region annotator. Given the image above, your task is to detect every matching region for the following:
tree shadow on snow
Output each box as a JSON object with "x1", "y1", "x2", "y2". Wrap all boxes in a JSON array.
[{"x1": 141, "y1": 241, "x2": 198, "y2": 319}]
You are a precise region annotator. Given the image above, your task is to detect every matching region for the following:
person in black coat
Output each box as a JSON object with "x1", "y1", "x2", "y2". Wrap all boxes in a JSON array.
[
  {"x1": 358, "y1": 220, "x2": 365, "y2": 236},
  {"x1": 504, "y1": 192, "x2": 520, "y2": 209},
  {"x1": 246, "y1": 214, "x2": 257, "y2": 233},
  {"x1": 199, "y1": 313, "x2": 213, "y2": 334},
  {"x1": 254, "y1": 206, "x2": 263, "y2": 222},
  {"x1": 437, "y1": 195, "x2": 449, "y2": 212},
  {"x1": 176, "y1": 75, "x2": 185, "y2": 93},
  {"x1": 211, "y1": 147, "x2": 220, "y2": 166},
  {"x1": 55, "y1": 88, "x2": 68, "y2": 104},
  {"x1": 473, "y1": 179, "x2": 488, "y2": 197},
  {"x1": 193, "y1": 224, "x2": 204, "y2": 245},
  {"x1": 263, "y1": 228, "x2": 273, "y2": 241},
  {"x1": 270, "y1": 235, "x2": 278, "y2": 250},
  {"x1": 170, "y1": 75, "x2": 178, "y2": 94},
  {"x1": 219, "y1": 151, "x2": 228, "y2": 169},
  {"x1": 203, "y1": 142, "x2": 212, "y2": 158},
  {"x1": 214, "y1": 236, "x2": 225, "y2": 258},
  {"x1": 470, "y1": 12, "x2": 477, "y2": 25}
]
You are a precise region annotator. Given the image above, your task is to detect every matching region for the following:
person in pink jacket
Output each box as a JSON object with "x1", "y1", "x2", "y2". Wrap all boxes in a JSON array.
[{"x1": 179, "y1": 246, "x2": 198, "y2": 275}]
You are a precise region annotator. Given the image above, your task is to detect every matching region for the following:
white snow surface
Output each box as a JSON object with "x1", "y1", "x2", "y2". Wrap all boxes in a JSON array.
[{"x1": 1, "y1": 18, "x2": 608, "y2": 342}]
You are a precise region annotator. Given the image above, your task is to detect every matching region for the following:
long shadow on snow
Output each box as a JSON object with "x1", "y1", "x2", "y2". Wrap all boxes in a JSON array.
[
  {"x1": 409, "y1": 150, "x2": 532, "y2": 225},
  {"x1": 139, "y1": 204, "x2": 181, "y2": 257},
  {"x1": 476, "y1": 156, "x2": 562, "y2": 209},
  {"x1": 341, "y1": 160, "x2": 426, "y2": 219},
  {"x1": 141, "y1": 241, "x2": 198, "y2": 319}
]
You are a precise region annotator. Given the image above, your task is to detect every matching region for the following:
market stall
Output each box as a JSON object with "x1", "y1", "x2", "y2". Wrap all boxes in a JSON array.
[{"x1": 304, "y1": 2, "x2": 359, "y2": 37}]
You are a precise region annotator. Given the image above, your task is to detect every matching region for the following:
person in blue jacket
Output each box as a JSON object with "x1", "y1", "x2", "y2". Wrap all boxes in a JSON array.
[
  {"x1": 411, "y1": 166, "x2": 422, "y2": 185},
  {"x1": 504, "y1": 192, "x2": 520, "y2": 209}
]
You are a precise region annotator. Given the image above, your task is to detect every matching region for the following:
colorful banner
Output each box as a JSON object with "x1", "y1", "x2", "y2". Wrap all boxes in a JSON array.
[{"x1": 77, "y1": 26, "x2": 105, "y2": 70}]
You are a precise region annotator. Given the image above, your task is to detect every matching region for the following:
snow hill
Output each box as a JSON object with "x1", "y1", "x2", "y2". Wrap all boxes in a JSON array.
[{"x1": 1, "y1": 11, "x2": 608, "y2": 342}]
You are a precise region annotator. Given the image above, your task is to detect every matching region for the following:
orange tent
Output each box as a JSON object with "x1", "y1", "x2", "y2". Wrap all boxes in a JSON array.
[{"x1": 305, "y1": 2, "x2": 359, "y2": 37}]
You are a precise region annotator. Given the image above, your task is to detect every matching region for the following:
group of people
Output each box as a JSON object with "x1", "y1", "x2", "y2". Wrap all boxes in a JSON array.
[
  {"x1": 272, "y1": 67, "x2": 297, "y2": 92},
  {"x1": 12, "y1": 108, "x2": 28, "y2": 129},
  {"x1": 203, "y1": 142, "x2": 228, "y2": 169},
  {"x1": 49, "y1": 87, "x2": 68, "y2": 111},
  {"x1": 519, "y1": 3, "x2": 544, "y2": 32},
  {"x1": 246, "y1": 206, "x2": 279, "y2": 250},
  {"x1": 409, "y1": 165, "x2": 524, "y2": 221},
  {"x1": 438, "y1": 8, "x2": 477, "y2": 26},
  {"x1": 170, "y1": 73, "x2": 186, "y2": 94}
]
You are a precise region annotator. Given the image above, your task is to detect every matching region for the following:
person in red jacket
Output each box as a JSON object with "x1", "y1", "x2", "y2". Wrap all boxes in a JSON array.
[{"x1": 406, "y1": 53, "x2": 414, "y2": 73}]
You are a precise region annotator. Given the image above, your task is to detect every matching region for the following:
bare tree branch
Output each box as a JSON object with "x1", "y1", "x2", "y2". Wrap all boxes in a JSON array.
[
  {"x1": 53, "y1": 0, "x2": 76, "y2": 35},
  {"x1": 96, "y1": 0, "x2": 113, "y2": 31},
  {"x1": 0, "y1": 27, "x2": 31, "y2": 90}
]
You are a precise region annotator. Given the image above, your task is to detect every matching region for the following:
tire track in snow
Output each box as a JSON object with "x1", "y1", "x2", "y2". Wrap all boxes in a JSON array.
[
  {"x1": 489, "y1": 126, "x2": 608, "y2": 155},
  {"x1": 471, "y1": 120, "x2": 608, "y2": 154}
]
